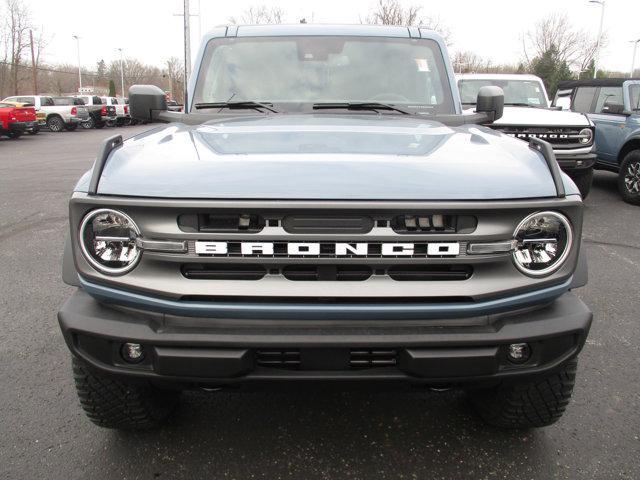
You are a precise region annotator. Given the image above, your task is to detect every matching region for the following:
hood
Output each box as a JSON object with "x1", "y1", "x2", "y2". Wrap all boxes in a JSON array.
[
  {"x1": 493, "y1": 106, "x2": 591, "y2": 127},
  {"x1": 81, "y1": 114, "x2": 566, "y2": 200}
]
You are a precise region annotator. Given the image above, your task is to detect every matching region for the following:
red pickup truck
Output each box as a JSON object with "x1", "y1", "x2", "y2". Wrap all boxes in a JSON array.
[{"x1": 0, "y1": 102, "x2": 37, "y2": 138}]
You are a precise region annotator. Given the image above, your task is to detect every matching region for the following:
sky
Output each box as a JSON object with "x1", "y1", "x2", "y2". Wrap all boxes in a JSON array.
[{"x1": 25, "y1": 0, "x2": 640, "y2": 74}]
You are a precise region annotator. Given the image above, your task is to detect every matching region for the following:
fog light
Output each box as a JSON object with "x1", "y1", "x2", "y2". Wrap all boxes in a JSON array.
[
  {"x1": 121, "y1": 343, "x2": 144, "y2": 363},
  {"x1": 507, "y1": 343, "x2": 531, "y2": 363}
]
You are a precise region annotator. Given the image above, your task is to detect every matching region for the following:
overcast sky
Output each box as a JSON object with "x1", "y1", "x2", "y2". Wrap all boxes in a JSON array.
[{"x1": 27, "y1": 0, "x2": 639, "y2": 74}]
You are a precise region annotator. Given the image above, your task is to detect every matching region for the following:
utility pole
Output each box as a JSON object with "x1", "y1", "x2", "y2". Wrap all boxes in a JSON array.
[
  {"x1": 183, "y1": 0, "x2": 191, "y2": 106},
  {"x1": 117, "y1": 48, "x2": 125, "y2": 98},
  {"x1": 29, "y1": 30, "x2": 37, "y2": 94},
  {"x1": 589, "y1": 0, "x2": 605, "y2": 79},
  {"x1": 631, "y1": 39, "x2": 640, "y2": 78},
  {"x1": 72, "y1": 35, "x2": 82, "y2": 91}
]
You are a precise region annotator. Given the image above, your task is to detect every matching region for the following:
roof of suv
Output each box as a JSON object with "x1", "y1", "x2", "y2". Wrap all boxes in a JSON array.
[
  {"x1": 457, "y1": 73, "x2": 543, "y2": 82},
  {"x1": 208, "y1": 23, "x2": 441, "y2": 39},
  {"x1": 557, "y1": 78, "x2": 640, "y2": 89}
]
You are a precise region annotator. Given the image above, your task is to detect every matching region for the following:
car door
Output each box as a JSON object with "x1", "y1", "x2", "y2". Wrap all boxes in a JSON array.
[{"x1": 588, "y1": 86, "x2": 626, "y2": 165}]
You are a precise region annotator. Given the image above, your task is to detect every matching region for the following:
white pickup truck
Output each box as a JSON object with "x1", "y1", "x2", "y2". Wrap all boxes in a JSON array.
[
  {"x1": 101, "y1": 96, "x2": 130, "y2": 126},
  {"x1": 457, "y1": 74, "x2": 596, "y2": 197},
  {"x1": 1, "y1": 94, "x2": 89, "y2": 132}
]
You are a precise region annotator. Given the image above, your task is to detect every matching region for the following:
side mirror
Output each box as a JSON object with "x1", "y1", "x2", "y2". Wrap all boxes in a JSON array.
[
  {"x1": 129, "y1": 85, "x2": 167, "y2": 122},
  {"x1": 601, "y1": 102, "x2": 625, "y2": 115},
  {"x1": 475, "y1": 86, "x2": 504, "y2": 122}
]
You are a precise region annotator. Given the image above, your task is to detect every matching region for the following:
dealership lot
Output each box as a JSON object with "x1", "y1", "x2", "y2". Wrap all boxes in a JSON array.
[{"x1": 0, "y1": 128, "x2": 639, "y2": 479}]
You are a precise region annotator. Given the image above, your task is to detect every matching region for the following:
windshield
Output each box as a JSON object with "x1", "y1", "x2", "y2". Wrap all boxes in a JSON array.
[
  {"x1": 193, "y1": 36, "x2": 454, "y2": 114},
  {"x1": 458, "y1": 79, "x2": 548, "y2": 107}
]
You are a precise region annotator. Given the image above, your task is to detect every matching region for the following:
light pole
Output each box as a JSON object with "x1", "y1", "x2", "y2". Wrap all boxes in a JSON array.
[
  {"x1": 631, "y1": 39, "x2": 640, "y2": 78},
  {"x1": 72, "y1": 35, "x2": 82, "y2": 91},
  {"x1": 117, "y1": 48, "x2": 125, "y2": 98},
  {"x1": 589, "y1": 0, "x2": 605, "y2": 79}
]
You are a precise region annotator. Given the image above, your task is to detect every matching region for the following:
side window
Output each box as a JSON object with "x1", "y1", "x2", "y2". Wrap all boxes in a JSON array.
[
  {"x1": 93, "y1": 96, "x2": 102, "y2": 105},
  {"x1": 112, "y1": 98, "x2": 118, "y2": 105},
  {"x1": 629, "y1": 85, "x2": 640, "y2": 112},
  {"x1": 572, "y1": 87, "x2": 597, "y2": 113},
  {"x1": 595, "y1": 87, "x2": 623, "y2": 113},
  {"x1": 18, "y1": 96, "x2": 35, "y2": 104},
  {"x1": 41, "y1": 97, "x2": 54, "y2": 106}
]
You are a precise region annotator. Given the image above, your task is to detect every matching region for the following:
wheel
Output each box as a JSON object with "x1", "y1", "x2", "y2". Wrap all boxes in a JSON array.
[
  {"x1": 65, "y1": 123, "x2": 78, "y2": 131},
  {"x1": 618, "y1": 150, "x2": 640, "y2": 205},
  {"x1": 468, "y1": 358, "x2": 578, "y2": 429},
  {"x1": 46, "y1": 115, "x2": 65, "y2": 132},
  {"x1": 106, "y1": 120, "x2": 116, "y2": 127},
  {"x1": 27, "y1": 126, "x2": 39, "y2": 135},
  {"x1": 72, "y1": 357, "x2": 179, "y2": 431},
  {"x1": 570, "y1": 168, "x2": 593, "y2": 199},
  {"x1": 81, "y1": 118, "x2": 94, "y2": 129}
]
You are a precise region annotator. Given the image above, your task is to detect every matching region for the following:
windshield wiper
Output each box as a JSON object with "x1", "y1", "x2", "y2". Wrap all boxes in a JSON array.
[
  {"x1": 312, "y1": 102, "x2": 416, "y2": 115},
  {"x1": 194, "y1": 101, "x2": 279, "y2": 113}
]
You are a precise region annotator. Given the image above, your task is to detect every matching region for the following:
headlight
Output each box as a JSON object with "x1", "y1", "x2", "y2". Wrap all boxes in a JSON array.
[
  {"x1": 578, "y1": 128, "x2": 593, "y2": 145},
  {"x1": 79, "y1": 208, "x2": 141, "y2": 275},
  {"x1": 512, "y1": 211, "x2": 573, "y2": 276}
]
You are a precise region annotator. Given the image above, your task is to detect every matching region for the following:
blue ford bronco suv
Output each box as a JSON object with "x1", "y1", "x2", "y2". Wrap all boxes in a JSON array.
[
  {"x1": 555, "y1": 78, "x2": 640, "y2": 204},
  {"x1": 58, "y1": 25, "x2": 592, "y2": 430}
]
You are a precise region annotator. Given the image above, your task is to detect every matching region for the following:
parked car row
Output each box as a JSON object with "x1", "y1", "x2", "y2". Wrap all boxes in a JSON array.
[
  {"x1": 456, "y1": 73, "x2": 639, "y2": 205},
  {"x1": 552, "y1": 78, "x2": 640, "y2": 205},
  {"x1": 0, "y1": 94, "x2": 141, "y2": 139}
]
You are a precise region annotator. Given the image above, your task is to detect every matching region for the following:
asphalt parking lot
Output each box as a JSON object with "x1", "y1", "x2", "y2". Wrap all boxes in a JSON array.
[{"x1": 1, "y1": 127, "x2": 639, "y2": 480}]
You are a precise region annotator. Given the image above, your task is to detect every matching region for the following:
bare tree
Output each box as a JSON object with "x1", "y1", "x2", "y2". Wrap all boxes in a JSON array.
[
  {"x1": 229, "y1": 5, "x2": 285, "y2": 25},
  {"x1": 522, "y1": 13, "x2": 603, "y2": 73},
  {"x1": 5, "y1": 0, "x2": 31, "y2": 95},
  {"x1": 452, "y1": 50, "x2": 486, "y2": 74},
  {"x1": 165, "y1": 56, "x2": 185, "y2": 103}
]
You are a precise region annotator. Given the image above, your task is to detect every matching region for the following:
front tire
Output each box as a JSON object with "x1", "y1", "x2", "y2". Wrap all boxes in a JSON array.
[
  {"x1": 81, "y1": 118, "x2": 94, "y2": 129},
  {"x1": 46, "y1": 115, "x2": 64, "y2": 132},
  {"x1": 618, "y1": 150, "x2": 640, "y2": 205},
  {"x1": 570, "y1": 168, "x2": 593, "y2": 199},
  {"x1": 72, "y1": 357, "x2": 179, "y2": 431},
  {"x1": 468, "y1": 358, "x2": 578, "y2": 429}
]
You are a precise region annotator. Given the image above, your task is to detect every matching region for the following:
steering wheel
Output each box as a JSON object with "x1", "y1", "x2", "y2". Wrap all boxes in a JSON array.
[{"x1": 367, "y1": 93, "x2": 410, "y2": 103}]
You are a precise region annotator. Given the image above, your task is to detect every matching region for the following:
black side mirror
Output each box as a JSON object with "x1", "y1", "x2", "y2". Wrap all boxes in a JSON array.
[
  {"x1": 601, "y1": 102, "x2": 624, "y2": 115},
  {"x1": 129, "y1": 85, "x2": 167, "y2": 122},
  {"x1": 475, "y1": 86, "x2": 504, "y2": 122}
]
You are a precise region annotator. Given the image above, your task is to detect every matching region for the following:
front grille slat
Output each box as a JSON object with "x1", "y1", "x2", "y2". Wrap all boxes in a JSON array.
[{"x1": 349, "y1": 349, "x2": 397, "y2": 368}]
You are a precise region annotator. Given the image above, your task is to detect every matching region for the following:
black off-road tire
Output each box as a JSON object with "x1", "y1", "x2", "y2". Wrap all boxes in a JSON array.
[
  {"x1": 468, "y1": 358, "x2": 578, "y2": 429},
  {"x1": 81, "y1": 118, "x2": 94, "y2": 129},
  {"x1": 47, "y1": 115, "x2": 64, "y2": 132},
  {"x1": 72, "y1": 357, "x2": 180, "y2": 431},
  {"x1": 618, "y1": 150, "x2": 640, "y2": 205},
  {"x1": 570, "y1": 168, "x2": 593, "y2": 199}
]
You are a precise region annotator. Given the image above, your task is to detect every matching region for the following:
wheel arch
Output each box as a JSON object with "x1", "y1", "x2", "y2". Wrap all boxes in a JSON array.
[{"x1": 618, "y1": 137, "x2": 640, "y2": 164}]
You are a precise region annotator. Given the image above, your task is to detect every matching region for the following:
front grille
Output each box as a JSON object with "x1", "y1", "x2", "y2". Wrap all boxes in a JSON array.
[
  {"x1": 349, "y1": 349, "x2": 397, "y2": 368},
  {"x1": 256, "y1": 349, "x2": 301, "y2": 369},
  {"x1": 282, "y1": 265, "x2": 372, "y2": 281},
  {"x1": 387, "y1": 265, "x2": 472, "y2": 281},
  {"x1": 182, "y1": 264, "x2": 267, "y2": 280},
  {"x1": 282, "y1": 215, "x2": 373, "y2": 234},
  {"x1": 181, "y1": 264, "x2": 471, "y2": 281},
  {"x1": 498, "y1": 126, "x2": 588, "y2": 148}
]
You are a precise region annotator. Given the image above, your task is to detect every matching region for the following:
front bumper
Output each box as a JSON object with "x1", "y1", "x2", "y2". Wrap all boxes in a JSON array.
[
  {"x1": 58, "y1": 289, "x2": 592, "y2": 388},
  {"x1": 554, "y1": 148, "x2": 597, "y2": 171}
]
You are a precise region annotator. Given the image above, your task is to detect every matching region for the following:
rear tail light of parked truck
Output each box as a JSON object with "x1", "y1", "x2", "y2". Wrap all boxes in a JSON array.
[
  {"x1": 101, "y1": 105, "x2": 107, "y2": 116},
  {"x1": 71, "y1": 107, "x2": 77, "y2": 116}
]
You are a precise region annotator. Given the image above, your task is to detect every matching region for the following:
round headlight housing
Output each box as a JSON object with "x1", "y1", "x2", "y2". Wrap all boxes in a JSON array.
[
  {"x1": 578, "y1": 128, "x2": 593, "y2": 145},
  {"x1": 79, "y1": 209, "x2": 141, "y2": 275},
  {"x1": 512, "y1": 211, "x2": 573, "y2": 276}
]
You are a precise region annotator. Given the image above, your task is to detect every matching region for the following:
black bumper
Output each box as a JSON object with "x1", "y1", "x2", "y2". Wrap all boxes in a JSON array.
[
  {"x1": 556, "y1": 153, "x2": 597, "y2": 172},
  {"x1": 8, "y1": 121, "x2": 27, "y2": 133},
  {"x1": 58, "y1": 290, "x2": 592, "y2": 389}
]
